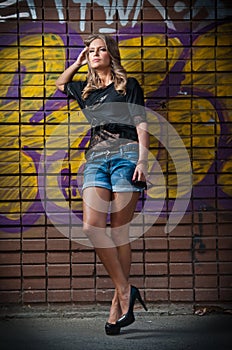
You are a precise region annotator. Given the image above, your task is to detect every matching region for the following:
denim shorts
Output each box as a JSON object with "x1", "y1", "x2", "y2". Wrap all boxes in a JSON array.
[{"x1": 83, "y1": 143, "x2": 143, "y2": 192}]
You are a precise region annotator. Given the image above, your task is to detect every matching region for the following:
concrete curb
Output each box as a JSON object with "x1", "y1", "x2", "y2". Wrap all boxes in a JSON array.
[
  {"x1": 2, "y1": 302, "x2": 232, "y2": 319},
  {"x1": 0, "y1": 303, "x2": 196, "y2": 319}
]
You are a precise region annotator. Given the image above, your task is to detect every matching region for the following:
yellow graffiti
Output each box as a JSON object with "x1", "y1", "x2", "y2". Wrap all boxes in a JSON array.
[
  {"x1": 181, "y1": 22, "x2": 232, "y2": 195},
  {"x1": 0, "y1": 33, "x2": 66, "y2": 220}
]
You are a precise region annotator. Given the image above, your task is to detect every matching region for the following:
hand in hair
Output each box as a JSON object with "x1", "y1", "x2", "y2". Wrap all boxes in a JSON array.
[{"x1": 76, "y1": 47, "x2": 88, "y2": 67}]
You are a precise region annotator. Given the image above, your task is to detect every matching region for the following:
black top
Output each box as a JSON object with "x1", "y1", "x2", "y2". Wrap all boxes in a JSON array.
[{"x1": 64, "y1": 77, "x2": 146, "y2": 151}]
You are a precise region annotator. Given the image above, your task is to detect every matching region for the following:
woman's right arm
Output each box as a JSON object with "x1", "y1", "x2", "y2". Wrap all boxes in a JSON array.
[{"x1": 56, "y1": 47, "x2": 88, "y2": 92}]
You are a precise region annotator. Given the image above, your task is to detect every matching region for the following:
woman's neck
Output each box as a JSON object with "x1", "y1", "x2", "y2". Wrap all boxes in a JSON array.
[{"x1": 96, "y1": 69, "x2": 113, "y2": 87}]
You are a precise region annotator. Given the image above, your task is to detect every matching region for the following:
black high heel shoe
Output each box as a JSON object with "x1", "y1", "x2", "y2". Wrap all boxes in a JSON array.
[
  {"x1": 116, "y1": 285, "x2": 148, "y2": 328},
  {"x1": 105, "y1": 322, "x2": 121, "y2": 335}
]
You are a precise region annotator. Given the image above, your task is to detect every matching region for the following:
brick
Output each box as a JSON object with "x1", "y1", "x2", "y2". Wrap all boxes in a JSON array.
[
  {"x1": 0, "y1": 266, "x2": 21, "y2": 278},
  {"x1": 170, "y1": 276, "x2": 193, "y2": 289},
  {"x1": 146, "y1": 290, "x2": 169, "y2": 302},
  {"x1": 193, "y1": 224, "x2": 217, "y2": 237},
  {"x1": 47, "y1": 265, "x2": 70, "y2": 277},
  {"x1": 96, "y1": 289, "x2": 114, "y2": 302},
  {"x1": 130, "y1": 239, "x2": 144, "y2": 250},
  {"x1": 132, "y1": 251, "x2": 144, "y2": 262},
  {"x1": 23, "y1": 265, "x2": 46, "y2": 277},
  {"x1": 0, "y1": 240, "x2": 20, "y2": 251},
  {"x1": 195, "y1": 276, "x2": 218, "y2": 288},
  {"x1": 169, "y1": 263, "x2": 193, "y2": 275},
  {"x1": 0, "y1": 291, "x2": 21, "y2": 304},
  {"x1": 129, "y1": 277, "x2": 145, "y2": 289},
  {"x1": 96, "y1": 264, "x2": 107, "y2": 276},
  {"x1": 47, "y1": 290, "x2": 71, "y2": 303},
  {"x1": 22, "y1": 253, "x2": 46, "y2": 264},
  {"x1": 47, "y1": 252, "x2": 70, "y2": 264},
  {"x1": 168, "y1": 225, "x2": 192, "y2": 237},
  {"x1": 195, "y1": 289, "x2": 219, "y2": 302},
  {"x1": 145, "y1": 251, "x2": 168, "y2": 263},
  {"x1": 170, "y1": 251, "x2": 192, "y2": 262},
  {"x1": 23, "y1": 226, "x2": 46, "y2": 239},
  {"x1": 0, "y1": 278, "x2": 21, "y2": 291},
  {"x1": 219, "y1": 263, "x2": 232, "y2": 275},
  {"x1": 130, "y1": 263, "x2": 144, "y2": 276},
  {"x1": 48, "y1": 278, "x2": 71, "y2": 290},
  {"x1": 194, "y1": 250, "x2": 217, "y2": 262},
  {"x1": 145, "y1": 263, "x2": 168, "y2": 276},
  {"x1": 218, "y1": 212, "x2": 232, "y2": 224},
  {"x1": 194, "y1": 263, "x2": 217, "y2": 275},
  {"x1": 220, "y1": 276, "x2": 232, "y2": 288},
  {"x1": 194, "y1": 212, "x2": 217, "y2": 224},
  {"x1": 96, "y1": 277, "x2": 114, "y2": 289},
  {"x1": 23, "y1": 291, "x2": 46, "y2": 303},
  {"x1": 218, "y1": 237, "x2": 232, "y2": 249},
  {"x1": 145, "y1": 277, "x2": 168, "y2": 289},
  {"x1": 22, "y1": 240, "x2": 45, "y2": 251},
  {"x1": 71, "y1": 251, "x2": 95, "y2": 263},
  {"x1": 23, "y1": 278, "x2": 46, "y2": 290},
  {"x1": 47, "y1": 239, "x2": 70, "y2": 251},
  {"x1": 72, "y1": 264, "x2": 94, "y2": 276},
  {"x1": 145, "y1": 238, "x2": 168, "y2": 250},
  {"x1": 169, "y1": 238, "x2": 192, "y2": 250},
  {"x1": 219, "y1": 289, "x2": 232, "y2": 301},
  {"x1": 73, "y1": 290, "x2": 95, "y2": 302},
  {"x1": 47, "y1": 226, "x2": 65, "y2": 239},
  {"x1": 72, "y1": 278, "x2": 95, "y2": 289},
  {"x1": 218, "y1": 250, "x2": 232, "y2": 262},
  {"x1": 0, "y1": 253, "x2": 21, "y2": 264},
  {"x1": 145, "y1": 225, "x2": 166, "y2": 237},
  {"x1": 93, "y1": 21, "x2": 116, "y2": 34},
  {"x1": 170, "y1": 290, "x2": 194, "y2": 302}
]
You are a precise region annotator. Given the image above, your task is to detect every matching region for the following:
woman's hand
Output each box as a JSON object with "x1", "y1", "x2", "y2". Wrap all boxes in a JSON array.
[
  {"x1": 56, "y1": 47, "x2": 88, "y2": 91},
  {"x1": 76, "y1": 47, "x2": 88, "y2": 67},
  {"x1": 132, "y1": 161, "x2": 148, "y2": 182}
]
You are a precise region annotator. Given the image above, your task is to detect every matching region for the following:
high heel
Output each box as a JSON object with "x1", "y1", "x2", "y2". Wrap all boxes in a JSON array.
[
  {"x1": 116, "y1": 285, "x2": 147, "y2": 328},
  {"x1": 105, "y1": 322, "x2": 121, "y2": 335}
]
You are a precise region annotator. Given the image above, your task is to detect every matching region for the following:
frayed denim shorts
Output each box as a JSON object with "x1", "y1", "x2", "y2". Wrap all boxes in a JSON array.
[{"x1": 83, "y1": 143, "x2": 143, "y2": 192}]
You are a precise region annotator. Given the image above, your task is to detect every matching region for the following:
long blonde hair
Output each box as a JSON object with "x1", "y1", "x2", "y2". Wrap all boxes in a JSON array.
[{"x1": 82, "y1": 34, "x2": 127, "y2": 100}]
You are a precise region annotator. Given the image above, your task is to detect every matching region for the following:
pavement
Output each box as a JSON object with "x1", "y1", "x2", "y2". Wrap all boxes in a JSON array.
[{"x1": 0, "y1": 304, "x2": 231, "y2": 350}]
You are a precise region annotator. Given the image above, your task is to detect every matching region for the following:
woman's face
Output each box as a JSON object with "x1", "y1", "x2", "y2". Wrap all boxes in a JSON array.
[{"x1": 88, "y1": 38, "x2": 111, "y2": 70}]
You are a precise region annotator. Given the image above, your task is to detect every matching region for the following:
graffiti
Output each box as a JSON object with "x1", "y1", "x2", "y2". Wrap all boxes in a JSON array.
[
  {"x1": 1, "y1": 0, "x2": 232, "y2": 33},
  {"x1": 0, "y1": 20, "x2": 232, "y2": 235},
  {"x1": 0, "y1": 0, "x2": 232, "y2": 237}
]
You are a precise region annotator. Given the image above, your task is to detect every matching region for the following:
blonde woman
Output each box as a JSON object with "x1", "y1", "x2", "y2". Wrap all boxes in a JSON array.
[{"x1": 56, "y1": 34, "x2": 149, "y2": 335}]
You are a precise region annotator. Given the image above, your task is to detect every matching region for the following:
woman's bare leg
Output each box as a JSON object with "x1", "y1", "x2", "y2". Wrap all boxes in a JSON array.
[
  {"x1": 107, "y1": 191, "x2": 140, "y2": 323},
  {"x1": 83, "y1": 187, "x2": 140, "y2": 321},
  {"x1": 82, "y1": 187, "x2": 129, "y2": 294}
]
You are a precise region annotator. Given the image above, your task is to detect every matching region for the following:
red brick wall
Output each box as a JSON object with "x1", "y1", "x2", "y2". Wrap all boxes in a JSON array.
[{"x1": 0, "y1": 0, "x2": 232, "y2": 305}]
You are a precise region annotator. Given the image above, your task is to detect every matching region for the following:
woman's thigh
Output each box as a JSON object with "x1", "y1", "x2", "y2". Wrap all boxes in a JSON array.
[
  {"x1": 82, "y1": 186, "x2": 111, "y2": 228},
  {"x1": 110, "y1": 192, "x2": 140, "y2": 227}
]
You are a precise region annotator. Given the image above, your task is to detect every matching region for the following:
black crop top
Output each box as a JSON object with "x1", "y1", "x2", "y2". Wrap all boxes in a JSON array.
[{"x1": 64, "y1": 77, "x2": 146, "y2": 152}]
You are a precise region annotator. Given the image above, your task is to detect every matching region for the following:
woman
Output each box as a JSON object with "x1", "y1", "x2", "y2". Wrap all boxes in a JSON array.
[{"x1": 56, "y1": 34, "x2": 149, "y2": 335}]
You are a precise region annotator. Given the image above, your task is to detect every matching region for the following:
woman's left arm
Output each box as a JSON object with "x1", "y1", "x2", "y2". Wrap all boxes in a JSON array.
[{"x1": 132, "y1": 121, "x2": 149, "y2": 182}]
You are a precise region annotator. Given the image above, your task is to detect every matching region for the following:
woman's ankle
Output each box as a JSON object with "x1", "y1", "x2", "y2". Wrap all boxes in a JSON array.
[
  {"x1": 118, "y1": 283, "x2": 130, "y2": 298},
  {"x1": 108, "y1": 301, "x2": 121, "y2": 324}
]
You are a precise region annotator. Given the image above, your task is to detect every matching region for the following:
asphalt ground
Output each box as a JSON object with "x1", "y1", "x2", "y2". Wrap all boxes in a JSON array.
[{"x1": 0, "y1": 305, "x2": 231, "y2": 350}]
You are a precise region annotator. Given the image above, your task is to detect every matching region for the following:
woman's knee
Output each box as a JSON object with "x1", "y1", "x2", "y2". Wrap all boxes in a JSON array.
[
  {"x1": 110, "y1": 225, "x2": 130, "y2": 246},
  {"x1": 83, "y1": 222, "x2": 106, "y2": 237}
]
